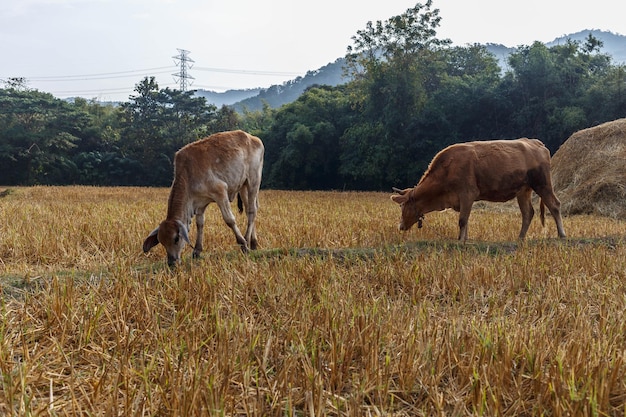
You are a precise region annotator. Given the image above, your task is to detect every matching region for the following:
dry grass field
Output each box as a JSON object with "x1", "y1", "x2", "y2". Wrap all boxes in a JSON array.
[{"x1": 0, "y1": 186, "x2": 625, "y2": 416}]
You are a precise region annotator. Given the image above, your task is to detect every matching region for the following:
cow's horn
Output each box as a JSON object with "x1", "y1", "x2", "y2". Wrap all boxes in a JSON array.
[
  {"x1": 175, "y1": 220, "x2": 191, "y2": 244},
  {"x1": 392, "y1": 187, "x2": 409, "y2": 195}
]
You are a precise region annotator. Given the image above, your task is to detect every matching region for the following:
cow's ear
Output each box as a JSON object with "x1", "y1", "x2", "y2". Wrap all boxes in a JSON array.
[
  {"x1": 143, "y1": 227, "x2": 160, "y2": 253},
  {"x1": 391, "y1": 194, "x2": 408, "y2": 205}
]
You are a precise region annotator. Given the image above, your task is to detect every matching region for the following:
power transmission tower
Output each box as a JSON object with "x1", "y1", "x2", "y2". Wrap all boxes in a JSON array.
[{"x1": 172, "y1": 48, "x2": 195, "y2": 91}]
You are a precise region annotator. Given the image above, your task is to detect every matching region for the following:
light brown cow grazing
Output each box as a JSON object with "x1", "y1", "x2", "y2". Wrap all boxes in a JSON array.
[
  {"x1": 143, "y1": 130, "x2": 264, "y2": 266},
  {"x1": 391, "y1": 138, "x2": 566, "y2": 241}
]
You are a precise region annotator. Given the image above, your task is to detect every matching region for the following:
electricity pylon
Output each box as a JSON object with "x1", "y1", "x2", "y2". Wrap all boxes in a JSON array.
[{"x1": 172, "y1": 49, "x2": 195, "y2": 91}]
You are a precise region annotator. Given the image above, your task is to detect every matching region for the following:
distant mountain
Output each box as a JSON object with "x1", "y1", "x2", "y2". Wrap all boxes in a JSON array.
[
  {"x1": 548, "y1": 29, "x2": 626, "y2": 63},
  {"x1": 195, "y1": 58, "x2": 348, "y2": 112},
  {"x1": 197, "y1": 30, "x2": 625, "y2": 112},
  {"x1": 195, "y1": 88, "x2": 262, "y2": 107},
  {"x1": 486, "y1": 29, "x2": 626, "y2": 71},
  {"x1": 231, "y1": 58, "x2": 349, "y2": 112},
  {"x1": 483, "y1": 43, "x2": 517, "y2": 71}
]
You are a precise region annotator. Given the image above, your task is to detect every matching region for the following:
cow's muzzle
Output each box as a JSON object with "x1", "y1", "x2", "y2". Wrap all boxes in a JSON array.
[
  {"x1": 399, "y1": 215, "x2": 424, "y2": 231},
  {"x1": 167, "y1": 254, "x2": 180, "y2": 268}
]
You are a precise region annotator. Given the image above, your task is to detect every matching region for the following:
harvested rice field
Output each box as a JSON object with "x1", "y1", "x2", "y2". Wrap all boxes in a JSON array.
[{"x1": 0, "y1": 186, "x2": 625, "y2": 415}]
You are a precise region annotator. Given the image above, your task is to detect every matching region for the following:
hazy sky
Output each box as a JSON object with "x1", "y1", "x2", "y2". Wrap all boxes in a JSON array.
[{"x1": 1, "y1": 0, "x2": 623, "y2": 102}]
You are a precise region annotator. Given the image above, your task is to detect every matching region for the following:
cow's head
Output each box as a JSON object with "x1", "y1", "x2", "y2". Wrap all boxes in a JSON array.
[
  {"x1": 142, "y1": 219, "x2": 190, "y2": 267},
  {"x1": 391, "y1": 187, "x2": 424, "y2": 231}
]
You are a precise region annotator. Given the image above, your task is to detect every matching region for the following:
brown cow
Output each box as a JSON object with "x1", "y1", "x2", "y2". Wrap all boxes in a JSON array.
[
  {"x1": 143, "y1": 130, "x2": 264, "y2": 266},
  {"x1": 391, "y1": 138, "x2": 566, "y2": 241}
]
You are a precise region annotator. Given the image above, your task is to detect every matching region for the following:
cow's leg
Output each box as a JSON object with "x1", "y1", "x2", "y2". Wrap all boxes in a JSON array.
[
  {"x1": 236, "y1": 185, "x2": 248, "y2": 214},
  {"x1": 458, "y1": 199, "x2": 474, "y2": 242},
  {"x1": 234, "y1": 183, "x2": 256, "y2": 249},
  {"x1": 244, "y1": 174, "x2": 262, "y2": 250},
  {"x1": 535, "y1": 188, "x2": 566, "y2": 238},
  {"x1": 245, "y1": 189, "x2": 259, "y2": 250},
  {"x1": 193, "y1": 205, "x2": 208, "y2": 258},
  {"x1": 216, "y1": 188, "x2": 249, "y2": 252},
  {"x1": 516, "y1": 188, "x2": 534, "y2": 239}
]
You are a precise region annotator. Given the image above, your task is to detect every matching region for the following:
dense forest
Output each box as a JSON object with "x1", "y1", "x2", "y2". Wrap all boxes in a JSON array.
[{"x1": 1, "y1": 1, "x2": 625, "y2": 190}]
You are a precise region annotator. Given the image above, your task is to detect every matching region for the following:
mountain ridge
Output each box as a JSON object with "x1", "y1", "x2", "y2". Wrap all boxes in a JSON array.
[{"x1": 195, "y1": 29, "x2": 625, "y2": 111}]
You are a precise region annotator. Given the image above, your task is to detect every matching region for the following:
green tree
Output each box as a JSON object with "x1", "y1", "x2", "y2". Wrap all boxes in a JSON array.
[
  {"x1": 262, "y1": 86, "x2": 353, "y2": 189},
  {"x1": 0, "y1": 88, "x2": 87, "y2": 184},
  {"x1": 240, "y1": 101, "x2": 276, "y2": 137},
  {"x1": 71, "y1": 97, "x2": 122, "y2": 154},
  {"x1": 583, "y1": 64, "x2": 626, "y2": 123},
  {"x1": 341, "y1": 1, "x2": 450, "y2": 189},
  {"x1": 505, "y1": 39, "x2": 613, "y2": 151},
  {"x1": 69, "y1": 98, "x2": 143, "y2": 185},
  {"x1": 119, "y1": 77, "x2": 218, "y2": 185},
  {"x1": 417, "y1": 44, "x2": 506, "y2": 145},
  {"x1": 210, "y1": 105, "x2": 241, "y2": 132},
  {"x1": 160, "y1": 87, "x2": 215, "y2": 149}
]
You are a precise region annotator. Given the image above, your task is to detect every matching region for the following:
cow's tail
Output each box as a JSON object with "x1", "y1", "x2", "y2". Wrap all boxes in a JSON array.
[
  {"x1": 237, "y1": 193, "x2": 244, "y2": 214},
  {"x1": 540, "y1": 199, "x2": 546, "y2": 227}
]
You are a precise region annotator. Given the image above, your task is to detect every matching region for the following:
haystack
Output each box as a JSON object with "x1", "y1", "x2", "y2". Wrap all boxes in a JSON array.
[{"x1": 551, "y1": 118, "x2": 626, "y2": 219}]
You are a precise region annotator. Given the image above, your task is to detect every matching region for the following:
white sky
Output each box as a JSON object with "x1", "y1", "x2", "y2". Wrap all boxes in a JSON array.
[{"x1": 1, "y1": 0, "x2": 623, "y2": 102}]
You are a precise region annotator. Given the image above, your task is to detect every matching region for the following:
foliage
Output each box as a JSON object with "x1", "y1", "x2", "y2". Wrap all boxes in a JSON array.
[
  {"x1": 262, "y1": 85, "x2": 354, "y2": 189},
  {"x1": 239, "y1": 101, "x2": 276, "y2": 137},
  {"x1": 119, "y1": 77, "x2": 219, "y2": 185},
  {"x1": 0, "y1": 88, "x2": 84, "y2": 184},
  {"x1": 503, "y1": 39, "x2": 615, "y2": 150},
  {"x1": 339, "y1": 1, "x2": 451, "y2": 188}
]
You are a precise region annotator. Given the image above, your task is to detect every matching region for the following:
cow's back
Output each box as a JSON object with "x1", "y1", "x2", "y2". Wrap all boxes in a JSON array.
[
  {"x1": 174, "y1": 130, "x2": 263, "y2": 184},
  {"x1": 423, "y1": 138, "x2": 552, "y2": 202},
  {"x1": 470, "y1": 138, "x2": 549, "y2": 173}
]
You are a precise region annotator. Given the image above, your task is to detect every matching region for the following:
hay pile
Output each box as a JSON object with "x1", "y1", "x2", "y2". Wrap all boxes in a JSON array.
[{"x1": 551, "y1": 118, "x2": 626, "y2": 219}]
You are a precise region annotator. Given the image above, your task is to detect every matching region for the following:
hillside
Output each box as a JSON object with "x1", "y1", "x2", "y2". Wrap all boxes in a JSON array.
[
  {"x1": 197, "y1": 29, "x2": 626, "y2": 111},
  {"x1": 548, "y1": 29, "x2": 626, "y2": 62},
  {"x1": 483, "y1": 43, "x2": 516, "y2": 69},
  {"x1": 485, "y1": 29, "x2": 626, "y2": 70},
  {"x1": 195, "y1": 58, "x2": 348, "y2": 112},
  {"x1": 195, "y1": 88, "x2": 262, "y2": 107}
]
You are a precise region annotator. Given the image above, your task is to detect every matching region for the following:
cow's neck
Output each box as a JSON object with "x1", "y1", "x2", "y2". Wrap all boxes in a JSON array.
[
  {"x1": 165, "y1": 176, "x2": 194, "y2": 227},
  {"x1": 411, "y1": 180, "x2": 452, "y2": 213}
]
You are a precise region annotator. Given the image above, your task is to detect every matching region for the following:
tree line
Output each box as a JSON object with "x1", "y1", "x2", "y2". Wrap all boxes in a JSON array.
[{"x1": 1, "y1": 1, "x2": 625, "y2": 190}]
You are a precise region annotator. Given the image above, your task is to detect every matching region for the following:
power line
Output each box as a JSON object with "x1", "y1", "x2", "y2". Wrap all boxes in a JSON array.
[
  {"x1": 31, "y1": 71, "x2": 176, "y2": 82},
  {"x1": 49, "y1": 83, "x2": 178, "y2": 96},
  {"x1": 1, "y1": 58, "x2": 304, "y2": 98},
  {"x1": 15, "y1": 67, "x2": 177, "y2": 82},
  {"x1": 192, "y1": 84, "x2": 257, "y2": 91},
  {"x1": 195, "y1": 66, "x2": 301, "y2": 77},
  {"x1": 2, "y1": 65, "x2": 302, "y2": 83}
]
